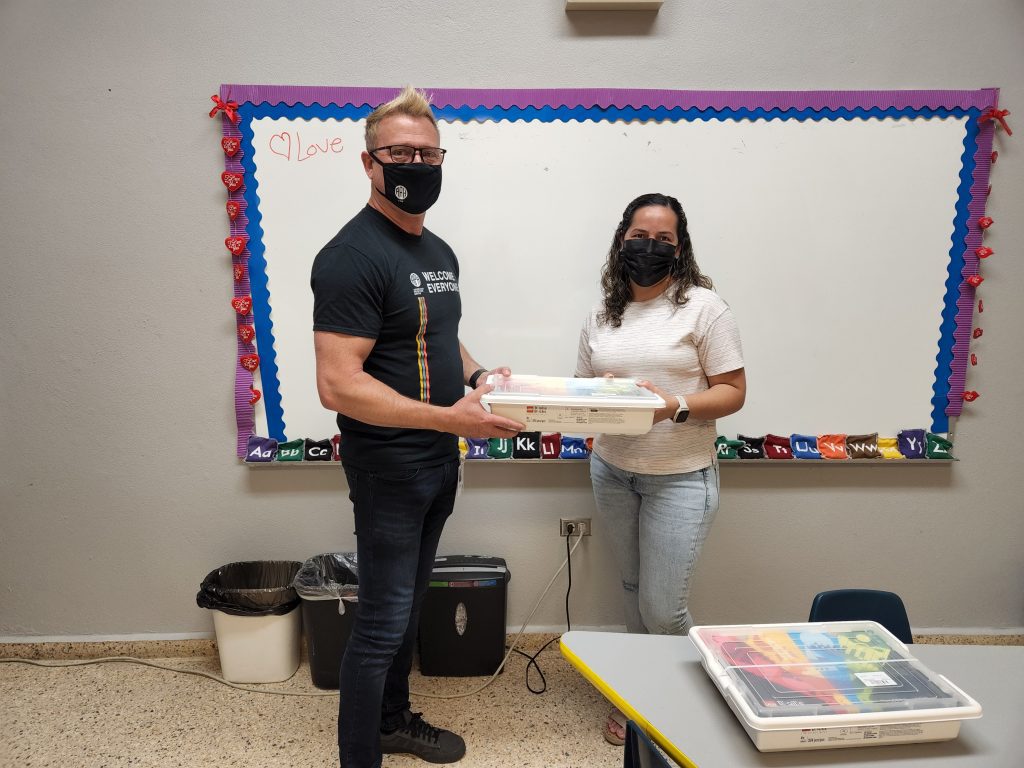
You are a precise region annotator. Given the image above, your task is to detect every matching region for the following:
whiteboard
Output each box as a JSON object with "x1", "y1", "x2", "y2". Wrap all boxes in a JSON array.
[{"x1": 221, "y1": 88, "x2": 997, "y2": 454}]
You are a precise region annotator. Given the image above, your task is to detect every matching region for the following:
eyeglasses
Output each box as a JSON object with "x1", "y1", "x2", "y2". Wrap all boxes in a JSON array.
[{"x1": 371, "y1": 144, "x2": 447, "y2": 166}]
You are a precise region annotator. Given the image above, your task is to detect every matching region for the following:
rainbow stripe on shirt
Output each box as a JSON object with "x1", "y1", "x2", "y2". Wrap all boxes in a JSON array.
[{"x1": 415, "y1": 297, "x2": 430, "y2": 402}]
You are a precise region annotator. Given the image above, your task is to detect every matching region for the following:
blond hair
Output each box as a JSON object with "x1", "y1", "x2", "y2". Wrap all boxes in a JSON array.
[{"x1": 365, "y1": 86, "x2": 438, "y2": 150}]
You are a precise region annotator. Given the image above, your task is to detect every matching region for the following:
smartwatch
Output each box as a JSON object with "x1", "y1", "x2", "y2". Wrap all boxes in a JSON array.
[
  {"x1": 468, "y1": 367, "x2": 488, "y2": 388},
  {"x1": 672, "y1": 396, "x2": 690, "y2": 424}
]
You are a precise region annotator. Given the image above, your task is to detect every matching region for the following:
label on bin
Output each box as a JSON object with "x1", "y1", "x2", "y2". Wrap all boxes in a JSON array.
[
  {"x1": 855, "y1": 671, "x2": 898, "y2": 687},
  {"x1": 522, "y1": 406, "x2": 629, "y2": 427}
]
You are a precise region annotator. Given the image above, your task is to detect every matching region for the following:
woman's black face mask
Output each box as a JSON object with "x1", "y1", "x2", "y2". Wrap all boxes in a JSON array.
[{"x1": 619, "y1": 238, "x2": 677, "y2": 287}]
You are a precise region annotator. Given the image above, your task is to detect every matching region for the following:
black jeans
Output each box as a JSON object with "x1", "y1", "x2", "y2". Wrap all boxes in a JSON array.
[{"x1": 338, "y1": 459, "x2": 459, "y2": 768}]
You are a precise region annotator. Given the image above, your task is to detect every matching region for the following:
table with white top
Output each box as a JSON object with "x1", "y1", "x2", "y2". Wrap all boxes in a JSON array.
[{"x1": 561, "y1": 630, "x2": 1023, "y2": 768}]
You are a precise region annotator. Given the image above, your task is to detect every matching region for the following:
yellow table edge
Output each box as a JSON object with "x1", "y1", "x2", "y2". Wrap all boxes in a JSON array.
[{"x1": 560, "y1": 636, "x2": 699, "y2": 768}]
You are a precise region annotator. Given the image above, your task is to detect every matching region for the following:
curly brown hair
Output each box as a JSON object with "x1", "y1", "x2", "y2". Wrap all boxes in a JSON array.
[{"x1": 598, "y1": 193, "x2": 713, "y2": 328}]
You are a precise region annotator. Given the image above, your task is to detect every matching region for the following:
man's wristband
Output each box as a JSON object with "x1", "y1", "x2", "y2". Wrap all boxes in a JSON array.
[{"x1": 468, "y1": 367, "x2": 488, "y2": 388}]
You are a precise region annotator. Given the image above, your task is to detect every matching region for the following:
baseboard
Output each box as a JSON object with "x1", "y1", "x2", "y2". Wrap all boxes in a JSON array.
[{"x1": 2, "y1": 625, "x2": 1020, "y2": 661}]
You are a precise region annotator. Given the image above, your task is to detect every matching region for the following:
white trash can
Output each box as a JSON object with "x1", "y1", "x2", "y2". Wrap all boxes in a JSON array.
[
  {"x1": 212, "y1": 605, "x2": 301, "y2": 683},
  {"x1": 196, "y1": 560, "x2": 303, "y2": 683}
]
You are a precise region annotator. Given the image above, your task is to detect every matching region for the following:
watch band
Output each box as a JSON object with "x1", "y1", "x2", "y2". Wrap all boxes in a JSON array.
[
  {"x1": 468, "y1": 367, "x2": 488, "y2": 388},
  {"x1": 673, "y1": 396, "x2": 690, "y2": 424}
]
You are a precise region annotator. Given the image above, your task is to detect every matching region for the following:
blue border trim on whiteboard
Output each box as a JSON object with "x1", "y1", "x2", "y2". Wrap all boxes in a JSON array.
[
  {"x1": 237, "y1": 117, "x2": 284, "y2": 441},
  {"x1": 931, "y1": 115, "x2": 980, "y2": 434},
  {"x1": 239, "y1": 103, "x2": 375, "y2": 442},
  {"x1": 238, "y1": 102, "x2": 973, "y2": 442}
]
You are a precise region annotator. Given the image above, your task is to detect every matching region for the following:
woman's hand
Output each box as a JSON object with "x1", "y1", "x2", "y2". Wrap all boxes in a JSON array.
[{"x1": 635, "y1": 379, "x2": 679, "y2": 424}]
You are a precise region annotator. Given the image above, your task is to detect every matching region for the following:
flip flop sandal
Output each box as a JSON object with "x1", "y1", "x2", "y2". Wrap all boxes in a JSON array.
[{"x1": 602, "y1": 708, "x2": 627, "y2": 746}]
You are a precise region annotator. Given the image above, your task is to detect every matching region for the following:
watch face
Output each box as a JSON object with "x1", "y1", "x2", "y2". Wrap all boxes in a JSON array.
[{"x1": 675, "y1": 408, "x2": 689, "y2": 423}]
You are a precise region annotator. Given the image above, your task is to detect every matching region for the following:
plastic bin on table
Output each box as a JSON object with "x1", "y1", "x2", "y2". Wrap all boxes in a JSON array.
[
  {"x1": 293, "y1": 552, "x2": 359, "y2": 689},
  {"x1": 196, "y1": 560, "x2": 302, "y2": 683},
  {"x1": 689, "y1": 621, "x2": 982, "y2": 753}
]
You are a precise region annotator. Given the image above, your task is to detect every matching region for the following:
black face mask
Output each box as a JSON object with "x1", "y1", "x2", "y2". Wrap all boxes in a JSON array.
[
  {"x1": 619, "y1": 238, "x2": 677, "y2": 287},
  {"x1": 370, "y1": 155, "x2": 442, "y2": 214}
]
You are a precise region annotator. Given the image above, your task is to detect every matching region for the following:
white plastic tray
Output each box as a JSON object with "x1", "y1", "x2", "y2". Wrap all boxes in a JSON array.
[
  {"x1": 480, "y1": 374, "x2": 664, "y2": 435},
  {"x1": 689, "y1": 621, "x2": 982, "y2": 752}
]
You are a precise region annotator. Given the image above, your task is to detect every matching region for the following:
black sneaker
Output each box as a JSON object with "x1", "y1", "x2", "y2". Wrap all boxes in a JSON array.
[{"x1": 379, "y1": 710, "x2": 466, "y2": 764}]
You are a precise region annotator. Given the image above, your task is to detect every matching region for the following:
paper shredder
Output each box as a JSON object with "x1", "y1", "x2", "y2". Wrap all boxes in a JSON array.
[{"x1": 417, "y1": 555, "x2": 510, "y2": 676}]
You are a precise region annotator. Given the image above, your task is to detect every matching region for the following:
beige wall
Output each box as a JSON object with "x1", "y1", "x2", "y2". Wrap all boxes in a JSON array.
[{"x1": 2, "y1": 0, "x2": 1022, "y2": 638}]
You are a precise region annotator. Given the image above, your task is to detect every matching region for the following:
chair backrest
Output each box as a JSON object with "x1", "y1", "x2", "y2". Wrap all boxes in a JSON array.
[
  {"x1": 623, "y1": 720, "x2": 677, "y2": 768},
  {"x1": 808, "y1": 588, "x2": 913, "y2": 644}
]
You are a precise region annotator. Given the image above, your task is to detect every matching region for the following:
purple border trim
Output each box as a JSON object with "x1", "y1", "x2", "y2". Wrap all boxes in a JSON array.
[
  {"x1": 220, "y1": 117, "x2": 254, "y2": 458},
  {"x1": 217, "y1": 86, "x2": 1000, "y2": 450},
  {"x1": 221, "y1": 85, "x2": 998, "y2": 112}
]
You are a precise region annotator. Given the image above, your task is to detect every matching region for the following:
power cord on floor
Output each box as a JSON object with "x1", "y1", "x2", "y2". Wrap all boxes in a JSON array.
[
  {"x1": 508, "y1": 524, "x2": 577, "y2": 694},
  {"x1": 0, "y1": 531, "x2": 587, "y2": 700}
]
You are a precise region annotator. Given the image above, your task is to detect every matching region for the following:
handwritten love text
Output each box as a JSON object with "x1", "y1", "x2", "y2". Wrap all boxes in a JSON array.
[{"x1": 269, "y1": 132, "x2": 344, "y2": 162}]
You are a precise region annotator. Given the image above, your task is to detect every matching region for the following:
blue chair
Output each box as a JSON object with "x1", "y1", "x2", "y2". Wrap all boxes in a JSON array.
[
  {"x1": 808, "y1": 589, "x2": 913, "y2": 644},
  {"x1": 623, "y1": 720, "x2": 677, "y2": 768}
]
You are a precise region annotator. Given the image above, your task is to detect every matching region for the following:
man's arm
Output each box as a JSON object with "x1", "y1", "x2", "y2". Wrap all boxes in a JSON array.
[{"x1": 315, "y1": 331, "x2": 523, "y2": 437}]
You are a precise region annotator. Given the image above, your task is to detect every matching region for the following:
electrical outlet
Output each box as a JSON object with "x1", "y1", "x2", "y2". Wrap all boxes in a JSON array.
[{"x1": 560, "y1": 518, "x2": 592, "y2": 536}]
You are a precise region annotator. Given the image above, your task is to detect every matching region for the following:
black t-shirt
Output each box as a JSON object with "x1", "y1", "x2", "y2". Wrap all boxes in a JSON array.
[{"x1": 311, "y1": 206, "x2": 463, "y2": 471}]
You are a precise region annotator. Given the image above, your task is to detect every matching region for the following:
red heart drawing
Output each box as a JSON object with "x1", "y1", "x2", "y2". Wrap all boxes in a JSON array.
[
  {"x1": 222, "y1": 137, "x2": 241, "y2": 157},
  {"x1": 238, "y1": 325, "x2": 256, "y2": 343},
  {"x1": 249, "y1": 387, "x2": 262, "y2": 405},
  {"x1": 962, "y1": 391, "x2": 979, "y2": 402},
  {"x1": 233, "y1": 263, "x2": 246, "y2": 282},
  {"x1": 270, "y1": 132, "x2": 292, "y2": 161},
  {"x1": 966, "y1": 275, "x2": 984, "y2": 288},
  {"x1": 977, "y1": 216, "x2": 994, "y2": 230},
  {"x1": 972, "y1": 328, "x2": 983, "y2": 339},
  {"x1": 226, "y1": 201, "x2": 241, "y2": 220},
  {"x1": 978, "y1": 299, "x2": 984, "y2": 313},
  {"x1": 221, "y1": 172, "x2": 243, "y2": 191},
  {"x1": 975, "y1": 246, "x2": 994, "y2": 259},
  {"x1": 240, "y1": 353, "x2": 260, "y2": 372},
  {"x1": 231, "y1": 296, "x2": 252, "y2": 315},
  {"x1": 225, "y1": 236, "x2": 247, "y2": 256},
  {"x1": 971, "y1": 353, "x2": 978, "y2": 366}
]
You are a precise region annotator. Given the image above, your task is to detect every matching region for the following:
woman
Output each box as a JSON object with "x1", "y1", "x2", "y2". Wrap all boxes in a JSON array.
[{"x1": 575, "y1": 193, "x2": 746, "y2": 745}]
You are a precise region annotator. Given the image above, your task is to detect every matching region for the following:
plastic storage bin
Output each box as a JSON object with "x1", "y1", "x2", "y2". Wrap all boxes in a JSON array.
[
  {"x1": 689, "y1": 621, "x2": 982, "y2": 752},
  {"x1": 480, "y1": 375, "x2": 664, "y2": 435},
  {"x1": 196, "y1": 560, "x2": 302, "y2": 684},
  {"x1": 417, "y1": 556, "x2": 510, "y2": 676},
  {"x1": 293, "y1": 553, "x2": 359, "y2": 689}
]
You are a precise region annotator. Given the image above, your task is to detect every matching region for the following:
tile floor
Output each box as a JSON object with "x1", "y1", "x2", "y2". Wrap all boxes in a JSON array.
[
  {"x1": 1, "y1": 634, "x2": 620, "y2": 768},
  {"x1": 3, "y1": 632, "x2": 1021, "y2": 768}
]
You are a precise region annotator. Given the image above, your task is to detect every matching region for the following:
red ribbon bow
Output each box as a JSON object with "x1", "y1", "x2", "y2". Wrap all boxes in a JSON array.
[
  {"x1": 209, "y1": 94, "x2": 240, "y2": 124},
  {"x1": 978, "y1": 108, "x2": 1012, "y2": 136}
]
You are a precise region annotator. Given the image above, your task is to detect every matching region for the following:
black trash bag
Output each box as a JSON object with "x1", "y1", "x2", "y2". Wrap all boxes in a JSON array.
[
  {"x1": 293, "y1": 553, "x2": 359, "y2": 603},
  {"x1": 196, "y1": 560, "x2": 302, "y2": 616}
]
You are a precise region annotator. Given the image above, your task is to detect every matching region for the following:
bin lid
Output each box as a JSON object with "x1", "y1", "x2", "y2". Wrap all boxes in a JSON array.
[
  {"x1": 431, "y1": 555, "x2": 510, "y2": 584},
  {"x1": 689, "y1": 621, "x2": 982, "y2": 728},
  {"x1": 480, "y1": 374, "x2": 663, "y2": 409}
]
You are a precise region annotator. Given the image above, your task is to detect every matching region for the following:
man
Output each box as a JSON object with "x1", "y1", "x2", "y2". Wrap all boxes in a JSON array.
[{"x1": 311, "y1": 86, "x2": 523, "y2": 768}]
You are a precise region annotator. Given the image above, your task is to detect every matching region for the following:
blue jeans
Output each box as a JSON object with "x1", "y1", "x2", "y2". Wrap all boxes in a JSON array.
[
  {"x1": 589, "y1": 453, "x2": 719, "y2": 635},
  {"x1": 338, "y1": 460, "x2": 458, "y2": 768}
]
